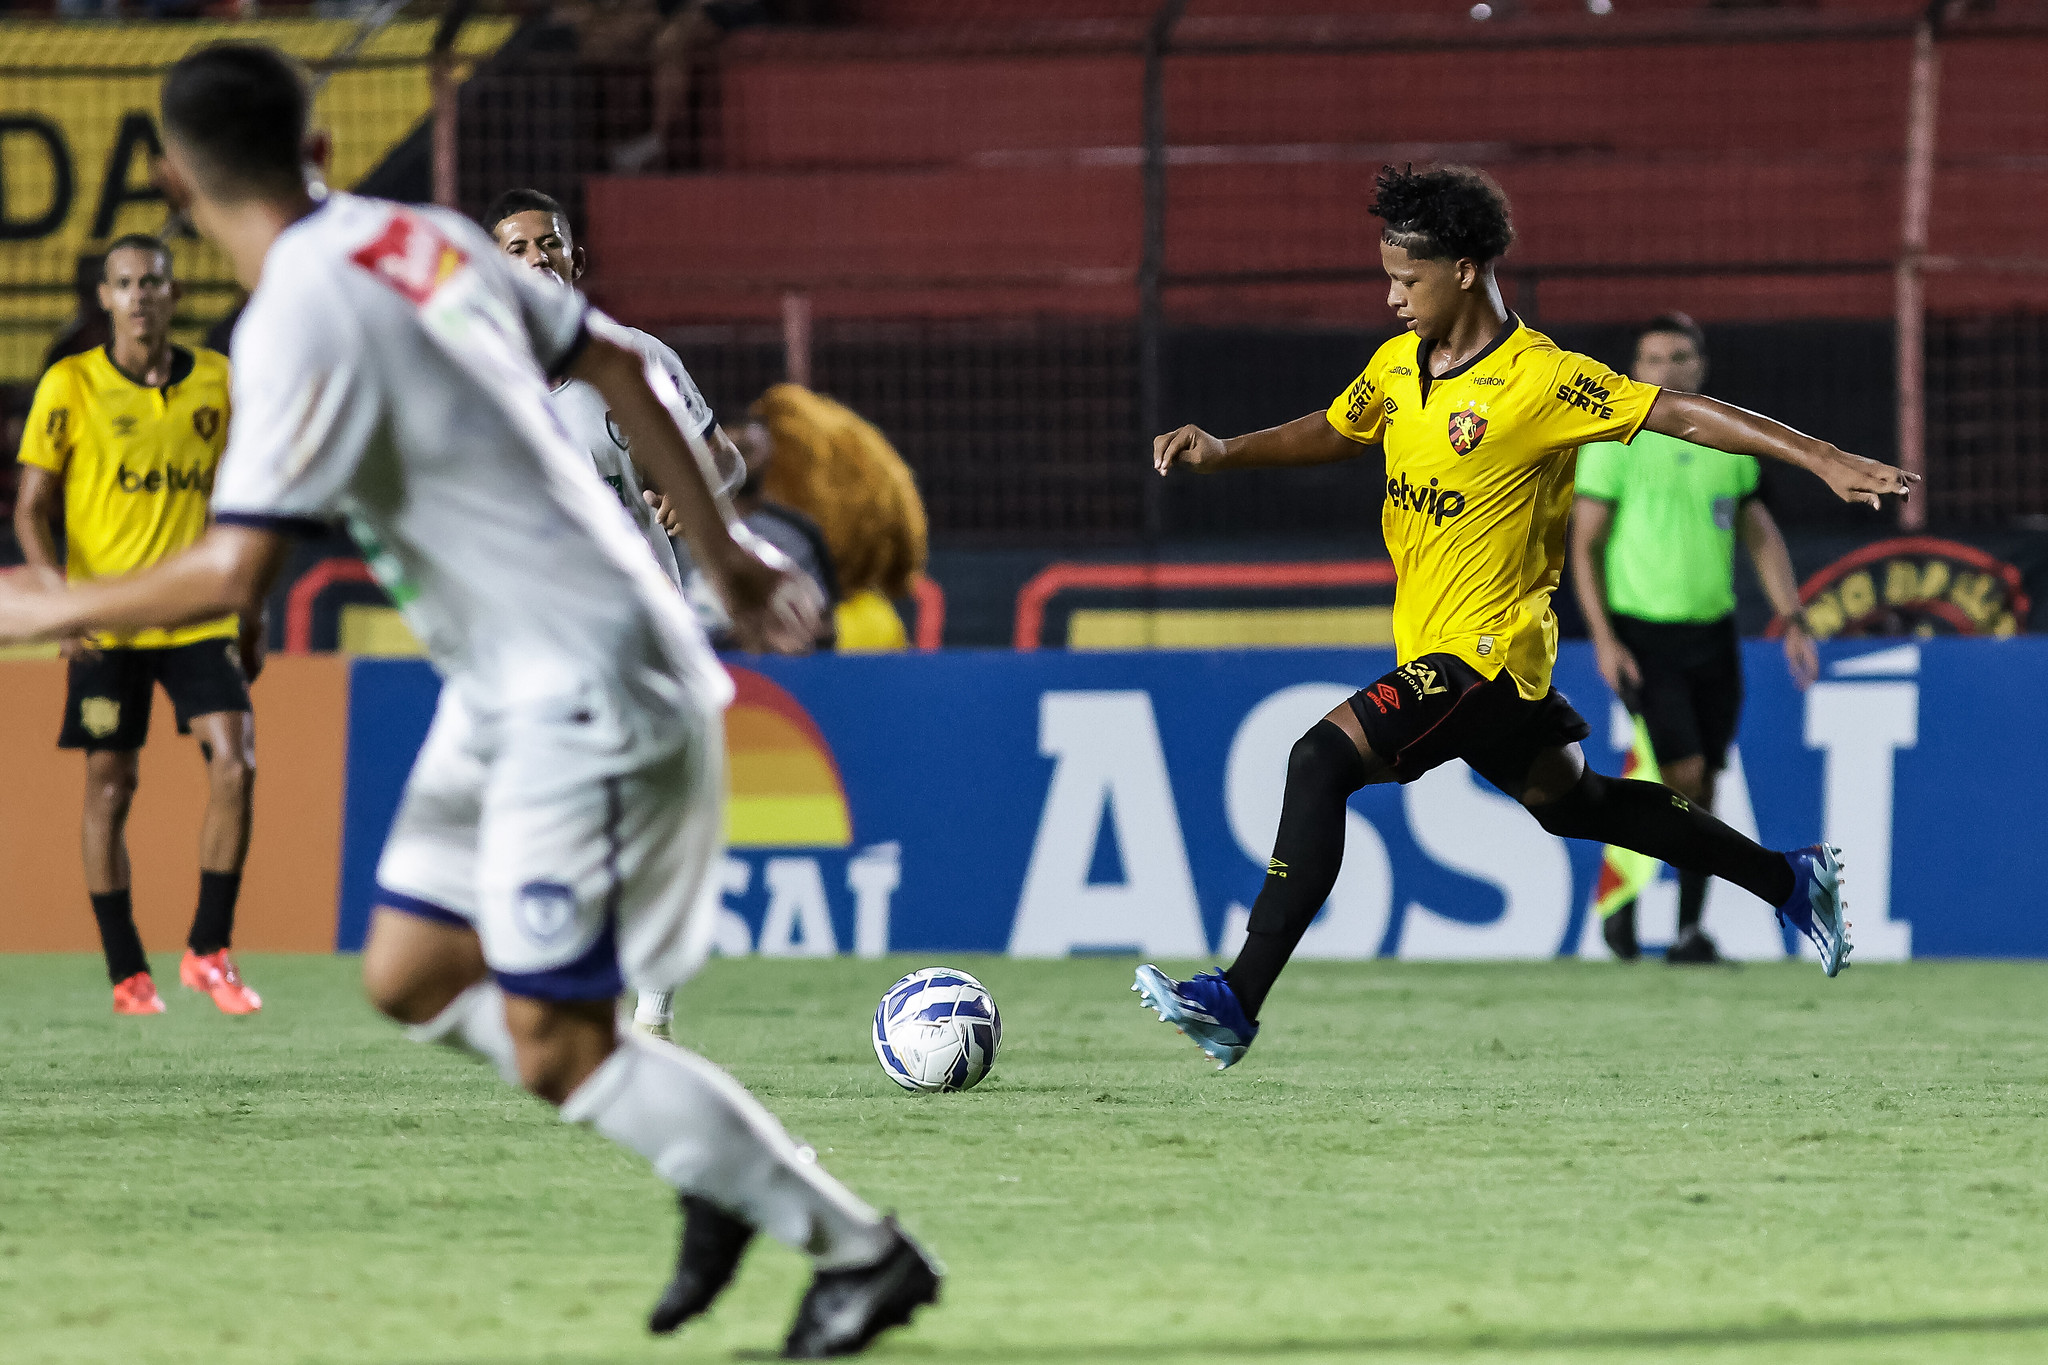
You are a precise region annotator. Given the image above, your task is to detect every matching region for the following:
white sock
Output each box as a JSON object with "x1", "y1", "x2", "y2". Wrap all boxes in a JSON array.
[
  {"x1": 634, "y1": 988, "x2": 675, "y2": 1027},
  {"x1": 561, "y1": 1033, "x2": 889, "y2": 1269},
  {"x1": 404, "y1": 982, "x2": 522, "y2": 1087}
]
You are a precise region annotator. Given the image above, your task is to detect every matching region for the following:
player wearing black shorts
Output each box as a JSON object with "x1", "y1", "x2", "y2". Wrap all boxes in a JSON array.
[
  {"x1": 1572, "y1": 315, "x2": 1819, "y2": 963},
  {"x1": 14, "y1": 234, "x2": 263, "y2": 1015},
  {"x1": 1131, "y1": 166, "x2": 1911, "y2": 1068}
]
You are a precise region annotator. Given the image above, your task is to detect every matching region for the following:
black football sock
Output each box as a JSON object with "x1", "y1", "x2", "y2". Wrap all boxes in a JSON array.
[
  {"x1": 1529, "y1": 771, "x2": 1795, "y2": 909},
  {"x1": 90, "y1": 889, "x2": 149, "y2": 983},
  {"x1": 1603, "y1": 901, "x2": 1640, "y2": 960},
  {"x1": 1677, "y1": 869, "x2": 1709, "y2": 937},
  {"x1": 188, "y1": 870, "x2": 242, "y2": 956},
  {"x1": 1222, "y1": 721, "x2": 1368, "y2": 1022}
]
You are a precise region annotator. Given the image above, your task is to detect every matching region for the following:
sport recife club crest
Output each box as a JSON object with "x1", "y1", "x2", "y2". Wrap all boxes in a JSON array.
[{"x1": 1448, "y1": 407, "x2": 1487, "y2": 455}]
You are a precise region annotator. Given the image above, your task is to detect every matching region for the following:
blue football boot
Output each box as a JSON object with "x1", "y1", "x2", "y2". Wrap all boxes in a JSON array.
[
  {"x1": 1777, "y1": 843, "x2": 1852, "y2": 977},
  {"x1": 1132, "y1": 965, "x2": 1258, "y2": 1070}
]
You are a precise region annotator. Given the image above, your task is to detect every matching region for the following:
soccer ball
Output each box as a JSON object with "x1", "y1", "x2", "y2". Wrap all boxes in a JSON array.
[{"x1": 872, "y1": 967, "x2": 1001, "y2": 1093}]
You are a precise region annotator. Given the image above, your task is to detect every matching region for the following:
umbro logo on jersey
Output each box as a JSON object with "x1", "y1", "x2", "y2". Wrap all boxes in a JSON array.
[
  {"x1": 116, "y1": 462, "x2": 211, "y2": 495},
  {"x1": 1554, "y1": 372, "x2": 1618, "y2": 421},
  {"x1": 1448, "y1": 407, "x2": 1487, "y2": 455},
  {"x1": 1385, "y1": 472, "x2": 1468, "y2": 526},
  {"x1": 1268, "y1": 857, "x2": 1288, "y2": 878},
  {"x1": 111, "y1": 415, "x2": 137, "y2": 437}
]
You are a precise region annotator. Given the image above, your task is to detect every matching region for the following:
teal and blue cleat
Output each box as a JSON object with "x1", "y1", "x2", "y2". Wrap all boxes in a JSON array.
[
  {"x1": 1778, "y1": 843, "x2": 1852, "y2": 977},
  {"x1": 1132, "y1": 965, "x2": 1258, "y2": 1069}
]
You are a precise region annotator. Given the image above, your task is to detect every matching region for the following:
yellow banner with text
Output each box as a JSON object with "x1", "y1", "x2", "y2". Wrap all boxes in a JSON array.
[{"x1": 0, "y1": 17, "x2": 512, "y2": 381}]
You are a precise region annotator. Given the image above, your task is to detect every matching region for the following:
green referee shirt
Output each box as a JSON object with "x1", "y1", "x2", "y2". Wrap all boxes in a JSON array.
[{"x1": 1576, "y1": 430, "x2": 1760, "y2": 624}]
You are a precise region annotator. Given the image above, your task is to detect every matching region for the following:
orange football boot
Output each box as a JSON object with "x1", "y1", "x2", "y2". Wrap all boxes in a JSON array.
[
  {"x1": 180, "y1": 949, "x2": 263, "y2": 1015},
  {"x1": 112, "y1": 972, "x2": 166, "y2": 1015}
]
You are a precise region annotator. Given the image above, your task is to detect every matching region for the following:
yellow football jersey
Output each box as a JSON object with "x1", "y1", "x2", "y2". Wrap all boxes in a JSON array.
[
  {"x1": 18, "y1": 346, "x2": 238, "y2": 650},
  {"x1": 1326, "y1": 317, "x2": 1657, "y2": 699}
]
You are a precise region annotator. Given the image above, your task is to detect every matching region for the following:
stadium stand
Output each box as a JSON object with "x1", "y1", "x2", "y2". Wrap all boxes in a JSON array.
[{"x1": 3, "y1": 0, "x2": 2045, "y2": 635}]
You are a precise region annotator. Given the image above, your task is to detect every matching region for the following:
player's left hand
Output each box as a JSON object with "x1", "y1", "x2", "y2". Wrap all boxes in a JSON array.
[
  {"x1": 1782, "y1": 622, "x2": 1819, "y2": 691},
  {"x1": 0, "y1": 567, "x2": 75, "y2": 645},
  {"x1": 1821, "y1": 448, "x2": 1918, "y2": 509}
]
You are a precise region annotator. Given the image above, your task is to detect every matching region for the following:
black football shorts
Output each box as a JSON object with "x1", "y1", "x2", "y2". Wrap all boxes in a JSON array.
[
  {"x1": 1346, "y1": 651, "x2": 1592, "y2": 794},
  {"x1": 1609, "y1": 613, "x2": 1743, "y2": 770},
  {"x1": 59, "y1": 638, "x2": 251, "y2": 752}
]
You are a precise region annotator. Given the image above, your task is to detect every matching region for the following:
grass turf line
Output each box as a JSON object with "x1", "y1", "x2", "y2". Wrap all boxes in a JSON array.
[{"x1": 3, "y1": 953, "x2": 2047, "y2": 1364}]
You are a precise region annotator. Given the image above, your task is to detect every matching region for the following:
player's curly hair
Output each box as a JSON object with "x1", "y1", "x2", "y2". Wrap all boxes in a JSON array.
[{"x1": 1369, "y1": 164, "x2": 1514, "y2": 264}]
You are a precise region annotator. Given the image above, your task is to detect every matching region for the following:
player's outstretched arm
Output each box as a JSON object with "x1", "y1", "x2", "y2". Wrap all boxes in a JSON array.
[
  {"x1": 0, "y1": 525, "x2": 287, "y2": 646},
  {"x1": 1643, "y1": 391, "x2": 1915, "y2": 510},
  {"x1": 570, "y1": 331, "x2": 821, "y2": 654},
  {"x1": 1153, "y1": 411, "x2": 1364, "y2": 475}
]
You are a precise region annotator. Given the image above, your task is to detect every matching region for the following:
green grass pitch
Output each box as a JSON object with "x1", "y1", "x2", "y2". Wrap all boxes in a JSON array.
[{"x1": 5, "y1": 952, "x2": 2048, "y2": 1364}]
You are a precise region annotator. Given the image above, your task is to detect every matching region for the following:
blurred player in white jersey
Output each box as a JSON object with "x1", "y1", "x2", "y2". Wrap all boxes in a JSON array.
[
  {"x1": 0, "y1": 44, "x2": 938, "y2": 1358},
  {"x1": 486, "y1": 186, "x2": 740, "y2": 1043}
]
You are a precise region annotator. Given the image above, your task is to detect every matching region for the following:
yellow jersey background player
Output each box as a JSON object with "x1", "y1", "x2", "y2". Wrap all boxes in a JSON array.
[
  {"x1": 1134, "y1": 164, "x2": 1913, "y2": 1069},
  {"x1": 14, "y1": 234, "x2": 263, "y2": 1017}
]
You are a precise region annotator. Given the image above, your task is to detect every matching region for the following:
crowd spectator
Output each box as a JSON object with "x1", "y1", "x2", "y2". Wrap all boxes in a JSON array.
[{"x1": 602, "y1": 0, "x2": 837, "y2": 171}]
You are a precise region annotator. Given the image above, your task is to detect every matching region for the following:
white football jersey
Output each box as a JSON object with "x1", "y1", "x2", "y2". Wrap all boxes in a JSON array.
[
  {"x1": 545, "y1": 324, "x2": 709, "y2": 591},
  {"x1": 211, "y1": 193, "x2": 733, "y2": 738}
]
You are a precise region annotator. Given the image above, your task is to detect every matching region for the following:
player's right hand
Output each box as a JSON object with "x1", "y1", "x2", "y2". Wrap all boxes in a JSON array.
[
  {"x1": 1153, "y1": 425, "x2": 1226, "y2": 475},
  {"x1": 1820, "y1": 447, "x2": 1918, "y2": 509},
  {"x1": 713, "y1": 531, "x2": 824, "y2": 656},
  {"x1": 1594, "y1": 635, "x2": 1641, "y2": 697}
]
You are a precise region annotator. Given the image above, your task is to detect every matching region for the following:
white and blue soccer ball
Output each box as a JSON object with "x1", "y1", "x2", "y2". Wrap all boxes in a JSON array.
[{"x1": 872, "y1": 967, "x2": 1001, "y2": 1093}]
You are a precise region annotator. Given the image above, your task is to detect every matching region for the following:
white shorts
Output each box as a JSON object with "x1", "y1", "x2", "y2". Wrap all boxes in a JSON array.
[{"x1": 375, "y1": 689, "x2": 726, "y2": 1000}]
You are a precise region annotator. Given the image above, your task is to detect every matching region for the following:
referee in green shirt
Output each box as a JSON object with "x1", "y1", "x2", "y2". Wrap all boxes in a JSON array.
[{"x1": 1570, "y1": 314, "x2": 1818, "y2": 963}]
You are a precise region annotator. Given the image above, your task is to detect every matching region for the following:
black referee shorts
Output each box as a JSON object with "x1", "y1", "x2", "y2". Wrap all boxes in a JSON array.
[
  {"x1": 1610, "y1": 613, "x2": 1743, "y2": 771},
  {"x1": 1346, "y1": 652, "x2": 1592, "y2": 794},
  {"x1": 59, "y1": 638, "x2": 252, "y2": 752}
]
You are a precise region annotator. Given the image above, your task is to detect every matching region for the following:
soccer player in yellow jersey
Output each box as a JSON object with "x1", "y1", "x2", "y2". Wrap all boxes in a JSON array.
[
  {"x1": 15, "y1": 234, "x2": 264, "y2": 1017},
  {"x1": 1133, "y1": 166, "x2": 1914, "y2": 1069}
]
